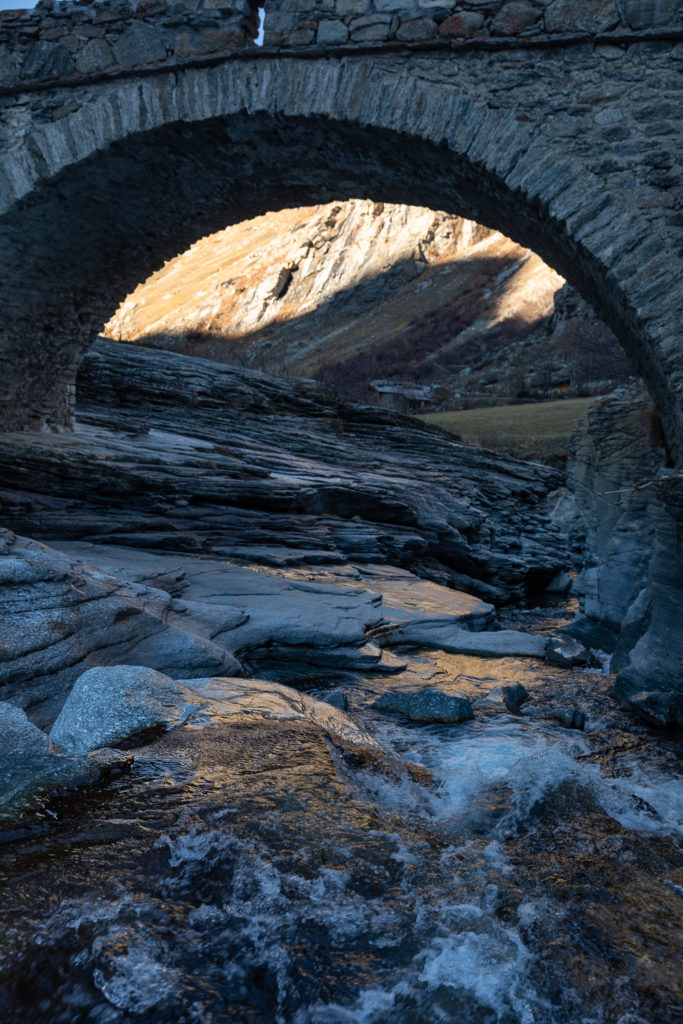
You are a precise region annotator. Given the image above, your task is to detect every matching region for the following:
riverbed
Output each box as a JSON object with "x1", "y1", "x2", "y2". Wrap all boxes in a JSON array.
[{"x1": 1, "y1": 606, "x2": 680, "y2": 1024}]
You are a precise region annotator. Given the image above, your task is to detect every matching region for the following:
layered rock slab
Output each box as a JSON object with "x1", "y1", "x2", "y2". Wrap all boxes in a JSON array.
[
  {"x1": 0, "y1": 530, "x2": 239, "y2": 728},
  {"x1": 0, "y1": 340, "x2": 568, "y2": 604}
]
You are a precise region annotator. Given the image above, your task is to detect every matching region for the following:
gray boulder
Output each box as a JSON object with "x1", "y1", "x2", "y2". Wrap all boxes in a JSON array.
[
  {"x1": 374, "y1": 687, "x2": 473, "y2": 724},
  {"x1": 610, "y1": 682, "x2": 683, "y2": 729},
  {"x1": 50, "y1": 666, "x2": 205, "y2": 754}
]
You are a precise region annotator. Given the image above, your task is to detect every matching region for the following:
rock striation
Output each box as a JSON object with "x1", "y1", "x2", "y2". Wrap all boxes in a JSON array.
[
  {"x1": 0, "y1": 340, "x2": 570, "y2": 733},
  {"x1": 0, "y1": 339, "x2": 568, "y2": 605}
]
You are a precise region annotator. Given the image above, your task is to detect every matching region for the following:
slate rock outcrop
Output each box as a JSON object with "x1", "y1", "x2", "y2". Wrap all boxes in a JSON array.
[{"x1": 0, "y1": 339, "x2": 568, "y2": 606}]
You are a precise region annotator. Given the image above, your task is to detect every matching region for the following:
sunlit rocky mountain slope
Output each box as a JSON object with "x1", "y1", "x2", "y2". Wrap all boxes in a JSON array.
[{"x1": 106, "y1": 200, "x2": 631, "y2": 406}]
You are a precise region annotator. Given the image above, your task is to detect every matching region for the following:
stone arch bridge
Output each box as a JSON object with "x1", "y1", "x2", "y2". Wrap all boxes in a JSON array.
[{"x1": 0, "y1": 0, "x2": 681, "y2": 458}]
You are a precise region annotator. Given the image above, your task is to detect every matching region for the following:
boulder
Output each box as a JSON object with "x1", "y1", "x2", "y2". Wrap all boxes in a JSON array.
[
  {"x1": 545, "y1": 571, "x2": 573, "y2": 594},
  {"x1": 50, "y1": 666, "x2": 205, "y2": 754},
  {"x1": 0, "y1": 533, "x2": 238, "y2": 728},
  {"x1": 610, "y1": 681, "x2": 683, "y2": 729},
  {"x1": 373, "y1": 687, "x2": 473, "y2": 723}
]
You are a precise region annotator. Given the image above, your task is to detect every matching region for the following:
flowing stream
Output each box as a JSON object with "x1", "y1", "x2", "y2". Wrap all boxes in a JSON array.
[{"x1": 0, "y1": 605, "x2": 681, "y2": 1024}]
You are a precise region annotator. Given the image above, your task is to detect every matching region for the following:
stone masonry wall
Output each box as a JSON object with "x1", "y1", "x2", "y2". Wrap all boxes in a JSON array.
[
  {"x1": 264, "y1": 0, "x2": 683, "y2": 48},
  {"x1": 1, "y1": 0, "x2": 680, "y2": 89},
  {"x1": 0, "y1": 0, "x2": 257, "y2": 90}
]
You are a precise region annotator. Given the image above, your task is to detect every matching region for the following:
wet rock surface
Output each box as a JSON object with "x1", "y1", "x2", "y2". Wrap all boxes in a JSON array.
[
  {"x1": 0, "y1": 701, "x2": 131, "y2": 822},
  {"x1": 0, "y1": 342, "x2": 680, "y2": 1024},
  {"x1": 373, "y1": 687, "x2": 474, "y2": 723},
  {"x1": 0, "y1": 640, "x2": 681, "y2": 1024}
]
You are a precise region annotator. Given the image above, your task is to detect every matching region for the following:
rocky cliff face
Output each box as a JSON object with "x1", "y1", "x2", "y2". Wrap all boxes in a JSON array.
[{"x1": 106, "y1": 201, "x2": 631, "y2": 407}]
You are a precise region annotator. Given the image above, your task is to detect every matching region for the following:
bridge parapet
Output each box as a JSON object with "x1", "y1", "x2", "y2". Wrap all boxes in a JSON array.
[
  {"x1": 264, "y1": 0, "x2": 682, "y2": 48},
  {"x1": 0, "y1": 0, "x2": 256, "y2": 90}
]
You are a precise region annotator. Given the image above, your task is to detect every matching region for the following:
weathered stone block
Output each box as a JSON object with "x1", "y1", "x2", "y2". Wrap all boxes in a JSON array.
[
  {"x1": 350, "y1": 21, "x2": 392, "y2": 40},
  {"x1": 545, "y1": 0, "x2": 618, "y2": 33},
  {"x1": 316, "y1": 19, "x2": 349, "y2": 43},
  {"x1": 190, "y1": 25, "x2": 246, "y2": 52},
  {"x1": 21, "y1": 39, "x2": 75, "y2": 79},
  {"x1": 203, "y1": 0, "x2": 249, "y2": 10},
  {"x1": 75, "y1": 37, "x2": 115, "y2": 74},
  {"x1": 92, "y1": 5, "x2": 131, "y2": 25},
  {"x1": 349, "y1": 14, "x2": 392, "y2": 29},
  {"x1": 617, "y1": 0, "x2": 680, "y2": 28},
  {"x1": 0, "y1": 43, "x2": 18, "y2": 85},
  {"x1": 396, "y1": 16, "x2": 437, "y2": 39},
  {"x1": 289, "y1": 26, "x2": 317, "y2": 44},
  {"x1": 135, "y1": 0, "x2": 169, "y2": 17},
  {"x1": 438, "y1": 11, "x2": 485, "y2": 36},
  {"x1": 334, "y1": 0, "x2": 367, "y2": 15},
  {"x1": 490, "y1": 1, "x2": 540, "y2": 35},
  {"x1": 373, "y1": 0, "x2": 409, "y2": 10},
  {"x1": 112, "y1": 21, "x2": 167, "y2": 66}
]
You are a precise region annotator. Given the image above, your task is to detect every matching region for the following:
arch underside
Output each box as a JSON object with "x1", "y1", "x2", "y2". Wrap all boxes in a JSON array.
[{"x1": 0, "y1": 56, "x2": 681, "y2": 457}]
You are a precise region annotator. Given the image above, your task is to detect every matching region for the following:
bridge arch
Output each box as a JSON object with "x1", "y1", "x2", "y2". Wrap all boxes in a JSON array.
[{"x1": 0, "y1": 54, "x2": 681, "y2": 457}]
